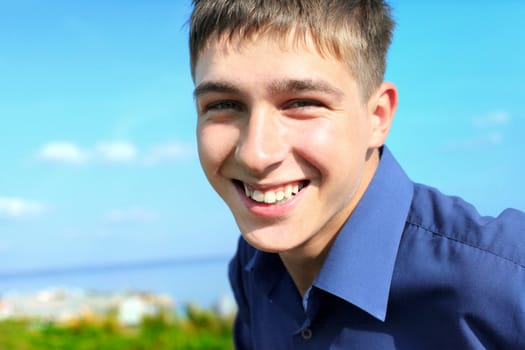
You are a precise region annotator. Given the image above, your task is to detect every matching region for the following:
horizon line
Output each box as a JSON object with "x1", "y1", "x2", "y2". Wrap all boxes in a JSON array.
[{"x1": 0, "y1": 254, "x2": 231, "y2": 280}]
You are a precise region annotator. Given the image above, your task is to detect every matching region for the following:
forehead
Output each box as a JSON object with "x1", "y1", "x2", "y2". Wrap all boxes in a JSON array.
[{"x1": 194, "y1": 33, "x2": 355, "y2": 91}]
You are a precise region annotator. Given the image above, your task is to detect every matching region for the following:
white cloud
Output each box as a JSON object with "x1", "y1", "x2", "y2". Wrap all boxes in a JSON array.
[
  {"x1": 445, "y1": 111, "x2": 511, "y2": 151},
  {"x1": 106, "y1": 207, "x2": 158, "y2": 224},
  {"x1": 36, "y1": 140, "x2": 194, "y2": 166},
  {"x1": 95, "y1": 141, "x2": 137, "y2": 163},
  {"x1": 445, "y1": 131, "x2": 503, "y2": 151},
  {"x1": 0, "y1": 196, "x2": 47, "y2": 219},
  {"x1": 143, "y1": 141, "x2": 195, "y2": 165},
  {"x1": 472, "y1": 111, "x2": 511, "y2": 128},
  {"x1": 36, "y1": 142, "x2": 90, "y2": 165}
]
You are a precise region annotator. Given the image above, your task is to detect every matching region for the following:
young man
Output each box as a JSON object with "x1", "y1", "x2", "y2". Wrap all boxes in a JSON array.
[{"x1": 189, "y1": 0, "x2": 525, "y2": 348}]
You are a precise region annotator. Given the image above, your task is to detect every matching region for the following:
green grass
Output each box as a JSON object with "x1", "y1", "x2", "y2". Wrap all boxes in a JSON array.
[{"x1": 0, "y1": 305, "x2": 233, "y2": 350}]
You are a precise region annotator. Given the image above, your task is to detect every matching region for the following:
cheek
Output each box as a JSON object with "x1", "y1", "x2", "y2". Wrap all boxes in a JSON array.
[
  {"x1": 291, "y1": 122, "x2": 351, "y2": 174},
  {"x1": 197, "y1": 123, "x2": 238, "y2": 173}
]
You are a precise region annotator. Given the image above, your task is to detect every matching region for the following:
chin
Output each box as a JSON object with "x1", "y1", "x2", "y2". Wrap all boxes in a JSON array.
[{"x1": 241, "y1": 227, "x2": 305, "y2": 253}]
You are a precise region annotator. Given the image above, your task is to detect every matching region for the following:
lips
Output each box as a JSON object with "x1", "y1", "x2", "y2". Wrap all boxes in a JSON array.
[{"x1": 238, "y1": 180, "x2": 308, "y2": 204}]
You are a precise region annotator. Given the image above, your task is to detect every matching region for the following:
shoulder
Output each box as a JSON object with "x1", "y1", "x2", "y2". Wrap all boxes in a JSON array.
[
  {"x1": 228, "y1": 236, "x2": 259, "y2": 294},
  {"x1": 228, "y1": 237, "x2": 256, "y2": 316},
  {"x1": 231, "y1": 236, "x2": 257, "y2": 267},
  {"x1": 405, "y1": 182, "x2": 525, "y2": 268},
  {"x1": 395, "y1": 184, "x2": 525, "y2": 345},
  {"x1": 229, "y1": 236, "x2": 254, "y2": 278}
]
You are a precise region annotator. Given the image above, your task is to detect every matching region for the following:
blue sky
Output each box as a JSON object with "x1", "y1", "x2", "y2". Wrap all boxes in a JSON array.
[{"x1": 0, "y1": 0, "x2": 523, "y2": 274}]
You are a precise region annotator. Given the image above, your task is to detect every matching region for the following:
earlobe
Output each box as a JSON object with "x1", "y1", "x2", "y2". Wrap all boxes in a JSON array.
[{"x1": 368, "y1": 82, "x2": 398, "y2": 148}]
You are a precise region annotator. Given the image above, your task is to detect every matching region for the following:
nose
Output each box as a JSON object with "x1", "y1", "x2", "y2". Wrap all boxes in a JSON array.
[{"x1": 235, "y1": 108, "x2": 288, "y2": 175}]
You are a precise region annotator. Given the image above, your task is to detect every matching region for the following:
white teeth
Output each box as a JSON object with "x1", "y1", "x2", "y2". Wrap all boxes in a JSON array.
[
  {"x1": 243, "y1": 182, "x2": 305, "y2": 204},
  {"x1": 264, "y1": 191, "x2": 276, "y2": 204},
  {"x1": 252, "y1": 190, "x2": 264, "y2": 202},
  {"x1": 284, "y1": 185, "x2": 293, "y2": 198}
]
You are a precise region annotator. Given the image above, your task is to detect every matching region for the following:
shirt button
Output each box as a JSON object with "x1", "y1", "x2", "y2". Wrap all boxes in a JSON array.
[{"x1": 301, "y1": 328, "x2": 313, "y2": 340}]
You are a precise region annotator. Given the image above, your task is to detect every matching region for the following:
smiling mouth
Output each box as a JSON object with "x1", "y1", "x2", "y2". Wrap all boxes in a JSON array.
[{"x1": 233, "y1": 180, "x2": 309, "y2": 204}]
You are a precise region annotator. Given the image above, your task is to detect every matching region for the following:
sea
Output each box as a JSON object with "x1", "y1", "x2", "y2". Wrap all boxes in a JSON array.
[{"x1": 0, "y1": 256, "x2": 234, "y2": 313}]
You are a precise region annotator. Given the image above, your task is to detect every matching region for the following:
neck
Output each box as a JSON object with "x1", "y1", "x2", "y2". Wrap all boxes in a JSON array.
[{"x1": 279, "y1": 237, "x2": 334, "y2": 297}]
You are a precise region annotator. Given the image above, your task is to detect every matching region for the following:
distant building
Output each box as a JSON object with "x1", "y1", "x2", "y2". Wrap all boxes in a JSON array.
[
  {"x1": 213, "y1": 293, "x2": 237, "y2": 318},
  {"x1": 0, "y1": 287, "x2": 173, "y2": 325},
  {"x1": 118, "y1": 293, "x2": 172, "y2": 326}
]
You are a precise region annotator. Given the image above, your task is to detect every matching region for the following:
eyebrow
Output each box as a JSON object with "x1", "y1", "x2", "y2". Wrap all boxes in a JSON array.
[
  {"x1": 193, "y1": 81, "x2": 241, "y2": 99},
  {"x1": 193, "y1": 78, "x2": 344, "y2": 100},
  {"x1": 268, "y1": 79, "x2": 345, "y2": 99}
]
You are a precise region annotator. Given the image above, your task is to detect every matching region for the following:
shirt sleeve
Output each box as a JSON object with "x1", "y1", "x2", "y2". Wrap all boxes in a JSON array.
[
  {"x1": 512, "y1": 291, "x2": 525, "y2": 348},
  {"x1": 459, "y1": 208, "x2": 525, "y2": 349},
  {"x1": 228, "y1": 236, "x2": 252, "y2": 349}
]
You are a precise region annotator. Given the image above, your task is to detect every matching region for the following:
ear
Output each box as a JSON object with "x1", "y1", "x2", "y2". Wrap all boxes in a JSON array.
[{"x1": 368, "y1": 82, "x2": 398, "y2": 148}]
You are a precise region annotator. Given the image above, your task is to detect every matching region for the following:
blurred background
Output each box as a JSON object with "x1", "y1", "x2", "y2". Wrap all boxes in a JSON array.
[{"x1": 0, "y1": 0, "x2": 523, "y2": 311}]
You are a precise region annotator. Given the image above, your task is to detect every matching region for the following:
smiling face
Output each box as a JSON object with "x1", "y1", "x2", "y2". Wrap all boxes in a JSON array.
[{"x1": 194, "y1": 35, "x2": 395, "y2": 257}]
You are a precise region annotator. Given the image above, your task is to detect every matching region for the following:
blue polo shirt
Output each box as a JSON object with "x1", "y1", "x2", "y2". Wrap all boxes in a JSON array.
[{"x1": 228, "y1": 147, "x2": 525, "y2": 349}]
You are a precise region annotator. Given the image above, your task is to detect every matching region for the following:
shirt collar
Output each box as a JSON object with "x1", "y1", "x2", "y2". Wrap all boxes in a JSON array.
[{"x1": 314, "y1": 146, "x2": 413, "y2": 321}]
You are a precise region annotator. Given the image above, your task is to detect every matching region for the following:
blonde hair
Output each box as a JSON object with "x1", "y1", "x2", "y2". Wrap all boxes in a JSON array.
[{"x1": 189, "y1": 0, "x2": 395, "y2": 99}]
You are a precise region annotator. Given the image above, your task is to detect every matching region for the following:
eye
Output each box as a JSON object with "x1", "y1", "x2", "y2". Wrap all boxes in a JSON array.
[
  {"x1": 284, "y1": 99, "x2": 324, "y2": 109},
  {"x1": 205, "y1": 100, "x2": 243, "y2": 112}
]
